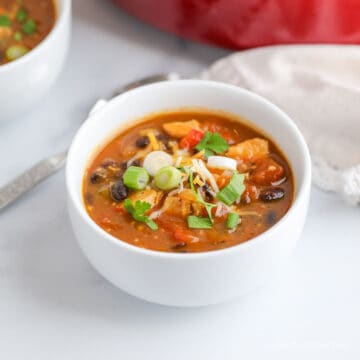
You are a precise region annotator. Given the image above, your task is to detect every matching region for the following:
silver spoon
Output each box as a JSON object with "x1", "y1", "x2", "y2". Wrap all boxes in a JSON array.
[{"x1": 0, "y1": 73, "x2": 180, "y2": 211}]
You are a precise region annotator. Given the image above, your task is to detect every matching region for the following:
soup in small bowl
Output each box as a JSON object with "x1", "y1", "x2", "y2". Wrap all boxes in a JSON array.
[
  {"x1": 83, "y1": 110, "x2": 294, "y2": 253},
  {"x1": 0, "y1": 0, "x2": 70, "y2": 120},
  {"x1": 66, "y1": 80, "x2": 311, "y2": 306},
  {"x1": 0, "y1": 0, "x2": 56, "y2": 64}
]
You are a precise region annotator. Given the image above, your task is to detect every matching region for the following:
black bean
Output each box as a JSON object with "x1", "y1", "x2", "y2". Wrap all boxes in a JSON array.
[
  {"x1": 259, "y1": 187, "x2": 285, "y2": 202},
  {"x1": 90, "y1": 171, "x2": 104, "y2": 184},
  {"x1": 201, "y1": 183, "x2": 214, "y2": 201},
  {"x1": 265, "y1": 210, "x2": 277, "y2": 225},
  {"x1": 136, "y1": 136, "x2": 150, "y2": 148},
  {"x1": 110, "y1": 180, "x2": 128, "y2": 202}
]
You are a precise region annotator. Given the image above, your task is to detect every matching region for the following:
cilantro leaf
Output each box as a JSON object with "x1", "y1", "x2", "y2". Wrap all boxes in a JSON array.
[
  {"x1": 195, "y1": 132, "x2": 229, "y2": 157},
  {"x1": 189, "y1": 169, "x2": 195, "y2": 192},
  {"x1": 196, "y1": 189, "x2": 216, "y2": 222},
  {"x1": 123, "y1": 199, "x2": 158, "y2": 230},
  {"x1": 0, "y1": 15, "x2": 11, "y2": 27},
  {"x1": 16, "y1": 8, "x2": 27, "y2": 23}
]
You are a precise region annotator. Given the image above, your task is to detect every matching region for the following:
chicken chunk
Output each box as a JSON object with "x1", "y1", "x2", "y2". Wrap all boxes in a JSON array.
[
  {"x1": 251, "y1": 158, "x2": 285, "y2": 186},
  {"x1": 161, "y1": 195, "x2": 205, "y2": 218},
  {"x1": 163, "y1": 120, "x2": 200, "y2": 138},
  {"x1": 129, "y1": 189, "x2": 163, "y2": 208},
  {"x1": 226, "y1": 138, "x2": 268, "y2": 161}
]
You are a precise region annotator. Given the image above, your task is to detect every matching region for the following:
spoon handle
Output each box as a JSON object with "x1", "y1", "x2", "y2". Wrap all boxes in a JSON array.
[
  {"x1": 0, "y1": 73, "x2": 180, "y2": 211},
  {"x1": 0, "y1": 152, "x2": 67, "y2": 210}
]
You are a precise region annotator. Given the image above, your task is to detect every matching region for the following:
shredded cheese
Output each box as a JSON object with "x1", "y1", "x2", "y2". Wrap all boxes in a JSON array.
[
  {"x1": 174, "y1": 156, "x2": 182, "y2": 167},
  {"x1": 147, "y1": 131, "x2": 160, "y2": 150},
  {"x1": 179, "y1": 174, "x2": 186, "y2": 191},
  {"x1": 271, "y1": 177, "x2": 286, "y2": 186},
  {"x1": 194, "y1": 175, "x2": 205, "y2": 187},
  {"x1": 215, "y1": 202, "x2": 230, "y2": 217},
  {"x1": 168, "y1": 188, "x2": 180, "y2": 197},
  {"x1": 189, "y1": 236, "x2": 200, "y2": 243},
  {"x1": 149, "y1": 209, "x2": 163, "y2": 220},
  {"x1": 197, "y1": 159, "x2": 220, "y2": 193},
  {"x1": 175, "y1": 149, "x2": 190, "y2": 156},
  {"x1": 191, "y1": 159, "x2": 204, "y2": 179},
  {"x1": 215, "y1": 202, "x2": 223, "y2": 217},
  {"x1": 126, "y1": 154, "x2": 140, "y2": 168}
]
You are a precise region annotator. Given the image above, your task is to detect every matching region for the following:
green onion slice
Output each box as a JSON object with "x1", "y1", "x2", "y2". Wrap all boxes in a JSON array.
[
  {"x1": 22, "y1": 18, "x2": 36, "y2": 35},
  {"x1": 5, "y1": 45, "x2": 29, "y2": 61},
  {"x1": 216, "y1": 173, "x2": 245, "y2": 206},
  {"x1": 226, "y1": 212, "x2": 240, "y2": 229},
  {"x1": 13, "y1": 31, "x2": 22, "y2": 41},
  {"x1": 187, "y1": 216, "x2": 213, "y2": 229},
  {"x1": 123, "y1": 166, "x2": 149, "y2": 190},
  {"x1": 0, "y1": 15, "x2": 11, "y2": 27},
  {"x1": 16, "y1": 8, "x2": 27, "y2": 23},
  {"x1": 154, "y1": 166, "x2": 181, "y2": 190}
]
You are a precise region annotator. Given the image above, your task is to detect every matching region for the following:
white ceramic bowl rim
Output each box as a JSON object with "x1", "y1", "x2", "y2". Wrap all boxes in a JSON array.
[
  {"x1": 66, "y1": 80, "x2": 311, "y2": 260},
  {"x1": 0, "y1": 0, "x2": 71, "y2": 73}
]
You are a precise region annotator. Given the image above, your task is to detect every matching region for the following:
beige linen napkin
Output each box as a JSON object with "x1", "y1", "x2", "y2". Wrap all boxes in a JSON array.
[{"x1": 201, "y1": 45, "x2": 360, "y2": 205}]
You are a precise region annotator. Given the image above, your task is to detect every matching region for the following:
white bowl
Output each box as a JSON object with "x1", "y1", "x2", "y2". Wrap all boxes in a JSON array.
[
  {"x1": 66, "y1": 80, "x2": 311, "y2": 307},
  {"x1": 0, "y1": 0, "x2": 71, "y2": 121}
]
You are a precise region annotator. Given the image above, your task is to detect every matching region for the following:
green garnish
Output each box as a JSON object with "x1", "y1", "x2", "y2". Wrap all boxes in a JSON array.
[
  {"x1": 0, "y1": 15, "x2": 11, "y2": 27},
  {"x1": 195, "y1": 131, "x2": 229, "y2": 158},
  {"x1": 196, "y1": 189, "x2": 216, "y2": 221},
  {"x1": 123, "y1": 199, "x2": 158, "y2": 230},
  {"x1": 189, "y1": 168, "x2": 195, "y2": 192},
  {"x1": 226, "y1": 212, "x2": 240, "y2": 230},
  {"x1": 13, "y1": 31, "x2": 22, "y2": 41},
  {"x1": 22, "y1": 18, "x2": 36, "y2": 35},
  {"x1": 16, "y1": 8, "x2": 27, "y2": 23},
  {"x1": 187, "y1": 216, "x2": 213, "y2": 229},
  {"x1": 188, "y1": 169, "x2": 216, "y2": 222},
  {"x1": 123, "y1": 166, "x2": 149, "y2": 190},
  {"x1": 5, "y1": 44, "x2": 29, "y2": 61},
  {"x1": 154, "y1": 166, "x2": 181, "y2": 190},
  {"x1": 217, "y1": 173, "x2": 245, "y2": 206}
]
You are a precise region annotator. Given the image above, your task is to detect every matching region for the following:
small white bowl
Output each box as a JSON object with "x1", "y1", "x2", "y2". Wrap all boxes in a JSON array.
[
  {"x1": 0, "y1": 0, "x2": 71, "y2": 121},
  {"x1": 66, "y1": 80, "x2": 311, "y2": 307}
]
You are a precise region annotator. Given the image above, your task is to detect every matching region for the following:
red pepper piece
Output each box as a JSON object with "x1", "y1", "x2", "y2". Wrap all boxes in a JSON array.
[{"x1": 179, "y1": 129, "x2": 204, "y2": 149}]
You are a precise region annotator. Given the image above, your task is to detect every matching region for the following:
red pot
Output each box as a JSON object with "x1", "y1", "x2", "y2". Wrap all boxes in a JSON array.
[{"x1": 113, "y1": 0, "x2": 360, "y2": 49}]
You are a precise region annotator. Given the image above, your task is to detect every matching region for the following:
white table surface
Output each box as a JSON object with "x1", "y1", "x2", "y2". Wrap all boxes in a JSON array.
[{"x1": 1, "y1": 0, "x2": 360, "y2": 358}]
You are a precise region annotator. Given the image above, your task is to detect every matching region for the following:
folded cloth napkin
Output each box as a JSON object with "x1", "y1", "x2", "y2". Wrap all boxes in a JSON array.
[{"x1": 201, "y1": 45, "x2": 360, "y2": 206}]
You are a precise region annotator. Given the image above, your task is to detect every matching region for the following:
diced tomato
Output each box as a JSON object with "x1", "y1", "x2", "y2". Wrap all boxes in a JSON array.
[
  {"x1": 215, "y1": 173, "x2": 231, "y2": 189},
  {"x1": 173, "y1": 228, "x2": 193, "y2": 243},
  {"x1": 179, "y1": 129, "x2": 204, "y2": 149},
  {"x1": 251, "y1": 158, "x2": 285, "y2": 186}
]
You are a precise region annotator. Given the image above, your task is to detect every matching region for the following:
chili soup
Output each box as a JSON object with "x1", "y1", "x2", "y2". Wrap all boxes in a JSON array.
[
  {"x1": 0, "y1": 0, "x2": 56, "y2": 64},
  {"x1": 83, "y1": 110, "x2": 294, "y2": 253}
]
